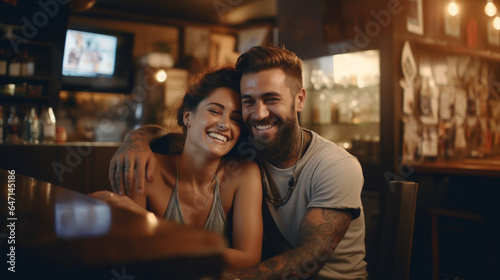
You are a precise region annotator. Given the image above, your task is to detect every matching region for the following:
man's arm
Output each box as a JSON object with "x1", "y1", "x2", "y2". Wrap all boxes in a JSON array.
[
  {"x1": 223, "y1": 207, "x2": 351, "y2": 280},
  {"x1": 109, "y1": 125, "x2": 168, "y2": 196}
]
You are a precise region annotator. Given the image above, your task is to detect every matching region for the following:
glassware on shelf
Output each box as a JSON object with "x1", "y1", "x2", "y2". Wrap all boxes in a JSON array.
[{"x1": 7, "y1": 105, "x2": 21, "y2": 144}]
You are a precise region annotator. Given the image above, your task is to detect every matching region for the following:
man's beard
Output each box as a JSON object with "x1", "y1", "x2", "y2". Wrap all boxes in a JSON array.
[{"x1": 248, "y1": 114, "x2": 299, "y2": 162}]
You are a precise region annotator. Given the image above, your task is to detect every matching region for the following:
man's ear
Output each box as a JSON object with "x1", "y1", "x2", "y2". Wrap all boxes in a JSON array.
[{"x1": 295, "y1": 88, "x2": 307, "y2": 112}]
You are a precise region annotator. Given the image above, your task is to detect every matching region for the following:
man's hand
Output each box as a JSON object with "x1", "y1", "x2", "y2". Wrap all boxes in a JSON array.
[{"x1": 109, "y1": 130, "x2": 157, "y2": 196}]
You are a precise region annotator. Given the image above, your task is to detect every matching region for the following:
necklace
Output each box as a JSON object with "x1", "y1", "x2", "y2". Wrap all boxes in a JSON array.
[
  {"x1": 176, "y1": 156, "x2": 216, "y2": 208},
  {"x1": 263, "y1": 129, "x2": 304, "y2": 207}
]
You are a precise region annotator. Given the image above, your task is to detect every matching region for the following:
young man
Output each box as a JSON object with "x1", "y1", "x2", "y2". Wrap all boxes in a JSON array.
[{"x1": 109, "y1": 45, "x2": 368, "y2": 279}]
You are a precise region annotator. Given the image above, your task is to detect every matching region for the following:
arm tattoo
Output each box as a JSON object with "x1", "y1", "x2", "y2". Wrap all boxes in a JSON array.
[
  {"x1": 120, "y1": 131, "x2": 150, "y2": 152},
  {"x1": 225, "y1": 208, "x2": 351, "y2": 280}
]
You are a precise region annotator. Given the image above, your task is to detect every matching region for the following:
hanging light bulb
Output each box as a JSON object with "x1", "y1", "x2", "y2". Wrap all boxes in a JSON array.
[
  {"x1": 494, "y1": 15, "x2": 500, "y2": 30},
  {"x1": 485, "y1": 0, "x2": 497, "y2": 17},
  {"x1": 448, "y1": 0, "x2": 459, "y2": 16}
]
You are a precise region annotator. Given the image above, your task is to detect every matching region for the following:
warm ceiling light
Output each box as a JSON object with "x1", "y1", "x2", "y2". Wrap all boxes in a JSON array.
[
  {"x1": 485, "y1": 0, "x2": 497, "y2": 17},
  {"x1": 494, "y1": 16, "x2": 500, "y2": 30},
  {"x1": 448, "y1": 1, "x2": 459, "y2": 16}
]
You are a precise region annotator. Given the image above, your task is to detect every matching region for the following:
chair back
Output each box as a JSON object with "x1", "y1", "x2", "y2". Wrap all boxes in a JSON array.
[{"x1": 376, "y1": 181, "x2": 418, "y2": 280}]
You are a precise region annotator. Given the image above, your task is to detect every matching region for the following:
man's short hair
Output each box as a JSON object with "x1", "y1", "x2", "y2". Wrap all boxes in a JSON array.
[{"x1": 236, "y1": 45, "x2": 303, "y2": 95}]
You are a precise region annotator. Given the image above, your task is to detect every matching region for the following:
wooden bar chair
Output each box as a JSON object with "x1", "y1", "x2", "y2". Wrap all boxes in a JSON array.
[{"x1": 375, "y1": 181, "x2": 419, "y2": 280}]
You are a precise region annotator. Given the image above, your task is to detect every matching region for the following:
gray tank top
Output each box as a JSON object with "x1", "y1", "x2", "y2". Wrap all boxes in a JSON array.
[{"x1": 163, "y1": 167, "x2": 228, "y2": 235}]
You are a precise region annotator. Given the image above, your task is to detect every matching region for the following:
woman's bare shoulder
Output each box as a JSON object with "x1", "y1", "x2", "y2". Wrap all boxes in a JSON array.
[
  {"x1": 220, "y1": 158, "x2": 261, "y2": 188},
  {"x1": 221, "y1": 158, "x2": 259, "y2": 174}
]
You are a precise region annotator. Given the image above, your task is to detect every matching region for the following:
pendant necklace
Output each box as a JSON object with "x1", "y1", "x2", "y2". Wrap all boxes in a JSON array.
[{"x1": 264, "y1": 129, "x2": 304, "y2": 207}]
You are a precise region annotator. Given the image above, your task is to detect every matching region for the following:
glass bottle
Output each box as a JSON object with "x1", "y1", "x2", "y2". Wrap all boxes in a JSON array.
[
  {"x1": 8, "y1": 51, "x2": 21, "y2": 77},
  {"x1": 22, "y1": 108, "x2": 31, "y2": 142},
  {"x1": 7, "y1": 105, "x2": 20, "y2": 143},
  {"x1": 0, "y1": 48, "x2": 7, "y2": 76},
  {"x1": 30, "y1": 108, "x2": 41, "y2": 144},
  {"x1": 0, "y1": 105, "x2": 4, "y2": 143},
  {"x1": 41, "y1": 107, "x2": 56, "y2": 143}
]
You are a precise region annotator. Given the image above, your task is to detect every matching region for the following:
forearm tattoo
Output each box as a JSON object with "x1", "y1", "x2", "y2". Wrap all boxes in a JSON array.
[{"x1": 224, "y1": 208, "x2": 351, "y2": 280}]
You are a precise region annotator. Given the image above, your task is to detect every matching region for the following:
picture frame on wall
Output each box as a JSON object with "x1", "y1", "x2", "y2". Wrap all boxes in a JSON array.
[
  {"x1": 184, "y1": 26, "x2": 210, "y2": 67},
  {"x1": 407, "y1": 0, "x2": 424, "y2": 35},
  {"x1": 444, "y1": 10, "x2": 460, "y2": 38}
]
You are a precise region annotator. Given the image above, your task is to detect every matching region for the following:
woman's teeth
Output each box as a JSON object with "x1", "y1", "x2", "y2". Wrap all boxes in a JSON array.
[{"x1": 208, "y1": 132, "x2": 228, "y2": 142}]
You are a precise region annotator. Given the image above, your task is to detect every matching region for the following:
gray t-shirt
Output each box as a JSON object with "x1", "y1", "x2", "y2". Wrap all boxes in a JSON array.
[{"x1": 262, "y1": 129, "x2": 368, "y2": 280}]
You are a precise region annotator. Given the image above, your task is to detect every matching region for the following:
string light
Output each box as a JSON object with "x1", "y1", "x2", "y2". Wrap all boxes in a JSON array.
[
  {"x1": 485, "y1": 0, "x2": 497, "y2": 17},
  {"x1": 448, "y1": 0, "x2": 459, "y2": 16}
]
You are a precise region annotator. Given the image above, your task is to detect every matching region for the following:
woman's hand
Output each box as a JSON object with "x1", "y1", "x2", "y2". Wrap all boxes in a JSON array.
[{"x1": 89, "y1": 191, "x2": 150, "y2": 216}]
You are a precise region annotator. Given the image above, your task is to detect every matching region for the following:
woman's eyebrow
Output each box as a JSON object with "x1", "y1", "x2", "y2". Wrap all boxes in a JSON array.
[{"x1": 207, "y1": 102, "x2": 224, "y2": 108}]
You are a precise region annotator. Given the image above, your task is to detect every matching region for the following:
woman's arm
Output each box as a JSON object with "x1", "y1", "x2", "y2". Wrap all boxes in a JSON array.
[
  {"x1": 89, "y1": 191, "x2": 149, "y2": 216},
  {"x1": 223, "y1": 161, "x2": 263, "y2": 269}
]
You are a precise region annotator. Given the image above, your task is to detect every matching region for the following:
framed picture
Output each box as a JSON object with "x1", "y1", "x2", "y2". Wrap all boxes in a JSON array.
[
  {"x1": 444, "y1": 10, "x2": 460, "y2": 37},
  {"x1": 407, "y1": 0, "x2": 423, "y2": 35},
  {"x1": 184, "y1": 26, "x2": 210, "y2": 67}
]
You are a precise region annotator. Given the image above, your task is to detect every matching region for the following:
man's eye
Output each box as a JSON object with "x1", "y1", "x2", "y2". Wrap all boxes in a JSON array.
[
  {"x1": 242, "y1": 99, "x2": 254, "y2": 105},
  {"x1": 265, "y1": 98, "x2": 279, "y2": 103}
]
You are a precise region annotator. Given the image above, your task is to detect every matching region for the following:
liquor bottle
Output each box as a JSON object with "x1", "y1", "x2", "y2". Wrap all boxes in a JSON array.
[
  {"x1": 30, "y1": 108, "x2": 41, "y2": 144},
  {"x1": 22, "y1": 108, "x2": 31, "y2": 142},
  {"x1": 7, "y1": 105, "x2": 20, "y2": 143},
  {"x1": 41, "y1": 107, "x2": 56, "y2": 143},
  {"x1": 20, "y1": 50, "x2": 35, "y2": 76},
  {"x1": 0, "y1": 48, "x2": 7, "y2": 76},
  {"x1": 8, "y1": 51, "x2": 21, "y2": 77},
  {"x1": 0, "y1": 105, "x2": 4, "y2": 143}
]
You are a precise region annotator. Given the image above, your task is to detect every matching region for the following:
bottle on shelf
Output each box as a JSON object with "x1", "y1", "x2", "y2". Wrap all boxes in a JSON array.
[
  {"x1": 22, "y1": 107, "x2": 41, "y2": 143},
  {"x1": 30, "y1": 108, "x2": 41, "y2": 144},
  {"x1": 0, "y1": 105, "x2": 4, "y2": 143},
  {"x1": 22, "y1": 108, "x2": 31, "y2": 142},
  {"x1": 8, "y1": 51, "x2": 21, "y2": 77},
  {"x1": 20, "y1": 50, "x2": 35, "y2": 76},
  {"x1": 0, "y1": 48, "x2": 7, "y2": 76},
  {"x1": 41, "y1": 106, "x2": 56, "y2": 143},
  {"x1": 7, "y1": 105, "x2": 21, "y2": 144}
]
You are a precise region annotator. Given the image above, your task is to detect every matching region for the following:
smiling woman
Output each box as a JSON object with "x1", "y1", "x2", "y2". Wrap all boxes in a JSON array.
[{"x1": 99, "y1": 65, "x2": 263, "y2": 270}]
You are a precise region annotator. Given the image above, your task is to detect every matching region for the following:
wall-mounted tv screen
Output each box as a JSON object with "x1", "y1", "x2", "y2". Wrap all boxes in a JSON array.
[{"x1": 61, "y1": 27, "x2": 134, "y2": 93}]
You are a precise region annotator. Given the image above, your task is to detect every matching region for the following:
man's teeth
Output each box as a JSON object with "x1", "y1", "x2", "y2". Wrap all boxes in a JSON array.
[
  {"x1": 208, "y1": 132, "x2": 228, "y2": 142},
  {"x1": 255, "y1": 124, "x2": 272, "y2": 130}
]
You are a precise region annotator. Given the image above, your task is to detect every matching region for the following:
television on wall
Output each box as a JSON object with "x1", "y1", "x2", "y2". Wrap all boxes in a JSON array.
[{"x1": 61, "y1": 27, "x2": 134, "y2": 93}]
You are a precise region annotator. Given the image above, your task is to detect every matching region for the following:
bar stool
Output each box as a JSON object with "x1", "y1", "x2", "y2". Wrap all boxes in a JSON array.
[{"x1": 428, "y1": 207, "x2": 485, "y2": 280}]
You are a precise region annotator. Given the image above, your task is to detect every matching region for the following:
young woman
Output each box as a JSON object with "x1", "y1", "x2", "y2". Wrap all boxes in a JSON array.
[{"x1": 92, "y1": 66, "x2": 262, "y2": 269}]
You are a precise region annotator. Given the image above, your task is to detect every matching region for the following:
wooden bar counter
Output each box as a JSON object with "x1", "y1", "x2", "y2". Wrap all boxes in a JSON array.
[{"x1": 0, "y1": 169, "x2": 225, "y2": 280}]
